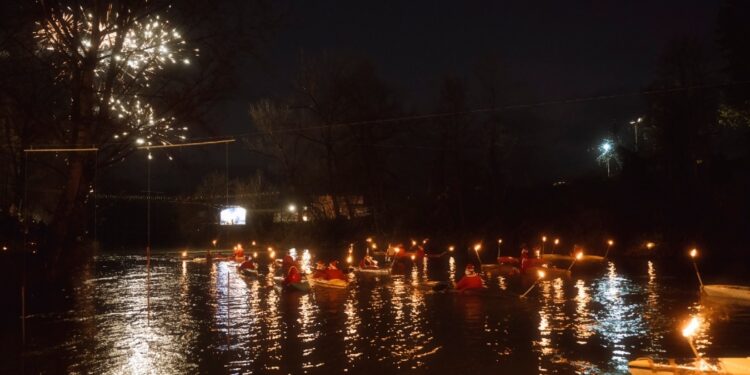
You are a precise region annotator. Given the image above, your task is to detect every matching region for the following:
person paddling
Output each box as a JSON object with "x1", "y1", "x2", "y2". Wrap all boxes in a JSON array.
[
  {"x1": 283, "y1": 264, "x2": 302, "y2": 287},
  {"x1": 359, "y1": 254, "x2": 378, "y2": 269},
  {"x1": 455, "y1": 264, "x2": 483, "y2": 291},
  {"x1": 326, "y1": 261, "x2": 347, "y2": 281},
  {"x1": 312, "y1": 260, "x2": 327, "y2": 279}
]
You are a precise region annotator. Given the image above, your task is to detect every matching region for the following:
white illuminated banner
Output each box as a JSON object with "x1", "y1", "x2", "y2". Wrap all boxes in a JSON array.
[{"x1": 220, "y1": 206, "x2": 246, "y2": 225}]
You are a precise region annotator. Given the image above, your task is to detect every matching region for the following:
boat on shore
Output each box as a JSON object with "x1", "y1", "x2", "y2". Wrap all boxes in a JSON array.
[{"x1": 629, "y1": 357, "x2": 750, "y2": 374}]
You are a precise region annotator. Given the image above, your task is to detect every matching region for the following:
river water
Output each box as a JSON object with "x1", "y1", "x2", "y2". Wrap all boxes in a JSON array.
[{"x1": 4, "y1": 252, "x2": 750, "y2": 374}]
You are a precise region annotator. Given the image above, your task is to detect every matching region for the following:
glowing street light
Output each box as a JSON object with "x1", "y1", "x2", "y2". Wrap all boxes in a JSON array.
[
  {"x1": 630, "y1": 117, "x2": 643, "y2": 152},
  {"x1": 597, "y1": 139, "x2": 617, "y2": 177}
]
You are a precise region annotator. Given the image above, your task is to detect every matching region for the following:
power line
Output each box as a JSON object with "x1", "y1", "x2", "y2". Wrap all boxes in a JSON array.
[{"x1": 22, "y1": 79, "x2": 750, "y2": 150}]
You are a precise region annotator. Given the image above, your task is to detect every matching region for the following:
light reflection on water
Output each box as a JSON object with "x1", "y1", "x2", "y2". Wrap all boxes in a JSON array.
[{"x1": 7, "y1": 254, "x2": 750, "y2": 374}]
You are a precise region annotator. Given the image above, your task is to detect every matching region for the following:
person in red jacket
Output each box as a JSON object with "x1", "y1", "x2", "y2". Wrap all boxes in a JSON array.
[
  {"x1": 326, "y1": 261, "x2": 347, "y2": 281},
  {"x1": 283, "y1": 265, "x2": 302, "y2": 286},
  {"x1": 455, "y1": 264, "x2": 483, "y2": 291},
  {"x1": 312, "y1": 260, "x2": 327, "y2": 279}
]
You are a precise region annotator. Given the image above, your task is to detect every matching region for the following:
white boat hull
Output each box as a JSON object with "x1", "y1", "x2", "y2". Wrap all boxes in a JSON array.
[
  {"x1": 355, "y1": 267, "x2": 390, "y2": 275},
  {"x1": 703, "y1": 285, "x2": 750, "y2": 301},
  {"x1": 629, "y1": 357, "x2": 750, "y2": 375}
]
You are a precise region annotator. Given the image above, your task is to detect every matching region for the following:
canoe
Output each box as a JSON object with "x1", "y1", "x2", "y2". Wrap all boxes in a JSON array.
[
  {"x1": 309, "y1": 278, "x2": 349, "y2": 289},
  {"x1": 629, "y1": 357, "x2": 750, "y2": 374},
  {"x1": 703, "y1": 285, "x2": 750, "y2": 301},
  {"x1": 355, "y1": 267, "x2": 390, "y2": 275}
]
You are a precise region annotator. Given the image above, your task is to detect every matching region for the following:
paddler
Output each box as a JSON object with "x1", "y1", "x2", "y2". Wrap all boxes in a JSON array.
[
  {"x1": 283, "y1": 264, "x2": 302, "y2": 286},
  {"x1": 359, "y1": 254, "x2": 378, "y2": 269},
  {"x1": 312, "y1": 260, "x2": 327, "y2": 279},
  {"x1": 326, "y1": 260, "x2": 347, "y2": 280},
  {"x1": 455, "y1": 264, "x2": 483, "y2": 291},
  {"x1": 520, "y1": 246, "x2": 531, "y2": 273},
  {"x1": 282, "y1": 252, "x2": 295, "y2": 272}
]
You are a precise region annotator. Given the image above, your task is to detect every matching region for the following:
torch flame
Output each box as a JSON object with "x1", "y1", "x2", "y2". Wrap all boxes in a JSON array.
[
  {"x1": 212, "y1": 239, "x2": 217, "y2": 246},
  {"x1": 537, "y1": 270, "x2": 546, "y2": 279},
  {"x1": 576, "y1": 252, "x2": 583, "y2": 260},
  {"x1": 346, "y1": 255, "x2": 353, "y2": 264},
  {"x1": 474, "y1": 243, "x2": 482, "y2": 251},
  {"x1": 690, "y1": 248, "x2": 698, "y2": 258},
  {"x1": 181, "y1": 250, "x2": 187, "y2": 258},
  {"x1": 410, "y1": 255, "x2": 416, "y2": 261},
  {"x1": 682, "y1": 317, "x2": 700, "y2": 338},
  {"x1": 608, "y1": 239, "x2": 614, "y2": 246},
  {"x1": 448, "y1": 245, "x2": 455, "y2": 252}
]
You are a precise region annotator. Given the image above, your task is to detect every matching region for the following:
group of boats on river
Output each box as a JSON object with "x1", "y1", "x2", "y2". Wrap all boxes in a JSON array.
[{"x1": 187, "y1": 239, "x2": 750, "y2": 374}]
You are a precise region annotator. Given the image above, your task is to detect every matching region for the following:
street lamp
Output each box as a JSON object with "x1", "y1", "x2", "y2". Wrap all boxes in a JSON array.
[{"x1": 630, "y1": 117, "x2": 643, "y2": 152}]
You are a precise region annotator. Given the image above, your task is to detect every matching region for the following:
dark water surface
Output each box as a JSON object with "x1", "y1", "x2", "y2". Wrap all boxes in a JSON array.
[{"x1": 4, "y1": 253, "x2": 750, "y2": 374}]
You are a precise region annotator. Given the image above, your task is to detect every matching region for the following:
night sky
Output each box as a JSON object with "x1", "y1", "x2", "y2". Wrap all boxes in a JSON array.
[{"x1": 142, "y1": 1, "x2": 724, "y2": 189}]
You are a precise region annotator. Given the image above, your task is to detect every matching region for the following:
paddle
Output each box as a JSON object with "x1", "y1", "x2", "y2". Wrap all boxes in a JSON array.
[
  {"x1": 689, "y1": 248, "x2": 704, "y2": 290},
  {"x1": 520, "y1": 269, "x2": 546, "y2": 298}
]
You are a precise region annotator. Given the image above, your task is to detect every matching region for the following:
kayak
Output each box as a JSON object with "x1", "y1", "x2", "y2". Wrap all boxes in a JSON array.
[
  {"x1": 238, "y1": 267, "x2": 258, "y2": 277},
  {"x1": 481, "y1": 264, "x2": 520, "y2": 277},
  {"x1": 355, "y1": 267, "x2": 390, "y2": 275},
  {"x1": 497, "y1": 256, "x2": 519, "y2": 265},
  {"x1": 309, "y1": 278, "x2": 348, "y2": 289},
  {"x1": 703, "y1": 285, "x2": 750, "y2": 301},
  {"x1": 629, "y1": 357, "x2": 750, "y2": 374},
  {"x1": 525, "y1": 266, "x2": 570, "y2": 279},
  {"x1": 542, "y1": 254, "x2": 573, "y2": 263},
  {"x1": 284, "y1": 281, "x2": 311, "y2": 292}
]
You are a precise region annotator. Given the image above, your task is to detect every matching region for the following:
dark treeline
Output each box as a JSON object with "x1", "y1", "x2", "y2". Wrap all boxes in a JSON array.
[{"x1": 2, "y1": 1, "x2": 750, "y2": 262}]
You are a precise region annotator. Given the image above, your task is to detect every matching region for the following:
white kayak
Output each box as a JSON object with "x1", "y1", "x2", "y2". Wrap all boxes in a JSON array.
[
  {"x1": 703, "y1": 285, "x2": 750, "y2": 301},
  {"x1": 309, "y1": 278, "x2": 349, "y2": 289},
  {"x1": 629, "y1": 357, "x2": 750, "y2": 375},
  {"x1": 542, "y1": 254, "x2": 573, "y2": 262},
  {"x1": 355, "y1": 267, "x2": 390, "y2": 275}
]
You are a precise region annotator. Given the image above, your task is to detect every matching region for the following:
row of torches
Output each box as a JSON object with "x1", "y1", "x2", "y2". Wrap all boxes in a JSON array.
[{"x1": 178, "y1": 237, "x2": 711, "y2": 364}]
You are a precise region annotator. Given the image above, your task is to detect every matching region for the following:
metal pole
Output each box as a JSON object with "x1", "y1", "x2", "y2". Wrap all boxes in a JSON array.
[{"x1": 146, "y1": 153, "x2": 151, "y2": 324}]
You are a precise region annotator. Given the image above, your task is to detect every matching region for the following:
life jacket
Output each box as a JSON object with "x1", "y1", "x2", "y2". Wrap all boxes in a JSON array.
[{"x1": 284, "y1": 266, "x2": 302, "y2": 285}]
